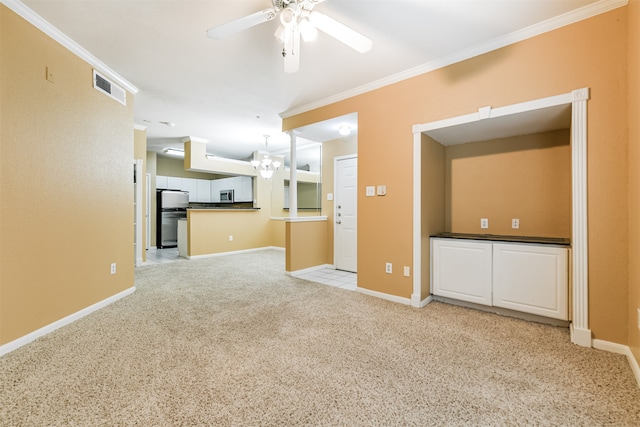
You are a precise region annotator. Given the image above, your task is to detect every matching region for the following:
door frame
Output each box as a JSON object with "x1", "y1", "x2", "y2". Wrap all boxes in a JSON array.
[
  {"x1": 333, "y1": 154, "x2": 358, "y2": 271},
  {"x1": 411, "y1": 88, "x2": 591, "y2": 347}
]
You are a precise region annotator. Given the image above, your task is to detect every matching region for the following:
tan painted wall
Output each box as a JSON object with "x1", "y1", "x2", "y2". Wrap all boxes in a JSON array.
[
  {"x1": 421, "y1": 135, "x2": 446, "y2": 300},
  {"x1": 285, "y1": 220, "x2": 329, "y2": 272},
  {"x1": 188, "y1": 210, "x2": 272, "y2": 256},
  {"x1": 0, "y1": 6, "x2": 135, "y2": 345},
  {"x1": 134, "y1": 129, "x2": 147, "y2": 262},
  {"x1": 445, "y1": 129, "x2": 571, "y2": 237},
  {"x1": 628, "y1": 0, "x2": 640, "y2": 365},
  {"x1": 322, "y1": 136, "x2": 358, "y2": 265},
  {"x1": 157, "y1": 156, "x2": 222, "y2": 180},
  {"x1": 283, "y1": 8, "x2": 629, "y2": 343}
]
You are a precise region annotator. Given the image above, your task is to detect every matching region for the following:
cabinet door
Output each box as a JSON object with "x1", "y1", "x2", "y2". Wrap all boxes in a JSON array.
[
  {"x1": 180, "y1": 178, "x2": 197, "y2": 202},
  {"x1": 492, "y1": 243, "x2": 568, "y2": 320},
  {"x1": 210, "y1": 180, "x2": 221, "y2": 202},
  {"x1": 167, "y1": 176, "x2": 182, "y2": 190},
  {"x1": 156, "y1": 175, "x2": 168, "y2": 189},
  {"x1": 196, "y1": 179, "x2": 211, "y2": 203},
  {"x1": 431, "y1": 239, "x2": 492, "y2": 306}
]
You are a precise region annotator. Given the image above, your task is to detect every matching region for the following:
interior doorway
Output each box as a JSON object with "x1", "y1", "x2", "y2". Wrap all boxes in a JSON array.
[{"x1": 334, "y1": 155, "x2": 357, "y2": 272}]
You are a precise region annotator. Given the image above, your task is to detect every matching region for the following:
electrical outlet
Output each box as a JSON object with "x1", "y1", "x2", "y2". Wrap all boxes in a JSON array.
[
  {"x1": 366, "y1": 186, "x2": 375, "y2": 197},
  {"x1": 512, "y1": 218, "x2": 520, "y2": 229},
  {"x1": 403, "y1": 266, "x2": 410, "y2": 277},
  {"x1": 385, "y1": 262, "x2": 392, "y2": 274},
  {"x1": 229, "y1": 235, "x2": 233, "y2": 242},
  {"x1": 110, "y1": 263, "x2": 116, "y2": 275},
  {"x1": 480, "y1": 218, "x2": 489, "y2": 229}
]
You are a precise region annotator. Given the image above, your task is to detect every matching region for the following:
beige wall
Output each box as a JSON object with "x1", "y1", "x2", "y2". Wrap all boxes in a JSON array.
[
  {"x1": 188, "y1": 210, "x2": 273, "y2": 256},
  {"x1": 0, "y1": 6, "x2": 135, "y2": 345},
  {"x1": 445, "y1": 129, "x2": 571, "y2": 237},
  {"x1": 285, "y1": 220, "x2": 329, "y2": 272},
  {"x1": 628, "y1": 0, "x2": 640, "y2": 365},
  {"x1": 283, "y1": 8, "x2": 630, "y2": 344},
  {"x1": 421, "y1": 135, "x2": 446, "y2": 300},
  {"x1": 157, "y1": 156, "x2": 222, "y2": 180}
]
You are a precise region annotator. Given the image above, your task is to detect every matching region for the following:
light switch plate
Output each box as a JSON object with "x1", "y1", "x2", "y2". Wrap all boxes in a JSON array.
[
  {"x1": 327, "y1": 193, "x2": 334, "y2": 201},
  {"x1": 377, "y1": 185, "x2": 387, "y2": 196},
  {"x1": 403, "y1": 266, "x2": 410, "y2": 277},
  {"x1": 366, "y1": 186, "x2": 375, "y2": 197}
]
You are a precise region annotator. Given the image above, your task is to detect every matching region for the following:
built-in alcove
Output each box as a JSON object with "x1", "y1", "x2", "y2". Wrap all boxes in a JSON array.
[
  {"x1": 444, "y1": 128, "x2": 571, "y2": 238},
  {"x1": 412, "y1": 88, "x2": 591, "y2": 347}
]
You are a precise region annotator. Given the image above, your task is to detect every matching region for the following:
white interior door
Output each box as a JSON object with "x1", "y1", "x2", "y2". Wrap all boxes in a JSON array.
[{"x1": 334, "y1": 156, "x2": 357, "y2": 272}]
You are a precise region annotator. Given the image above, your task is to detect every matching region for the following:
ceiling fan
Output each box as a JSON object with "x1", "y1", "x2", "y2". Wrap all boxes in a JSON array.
[{"x1": 206, "y1": 0, "x2": 373, "y2": 73}]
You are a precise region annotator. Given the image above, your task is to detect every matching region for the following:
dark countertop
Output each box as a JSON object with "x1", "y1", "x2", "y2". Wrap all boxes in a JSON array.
[
  {"x1": 431, "y1": 232, "x2": 570, "y2": 246},
  {"x1": 188, "y1": 207, "x2": 260, "y2": 211}
]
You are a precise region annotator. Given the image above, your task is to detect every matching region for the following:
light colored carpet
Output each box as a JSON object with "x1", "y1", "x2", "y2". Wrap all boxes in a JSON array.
[{"x1": 1, "y1": 249, "x2": 639, "y2": 426}]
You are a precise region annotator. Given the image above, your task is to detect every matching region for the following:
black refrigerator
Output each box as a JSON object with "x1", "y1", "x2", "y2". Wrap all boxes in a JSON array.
[{"x1": 157, "y1": 190, "x2": 188, "y2": 248}]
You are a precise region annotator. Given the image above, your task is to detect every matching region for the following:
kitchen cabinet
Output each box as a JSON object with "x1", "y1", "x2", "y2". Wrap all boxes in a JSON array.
[
  {"x1": 492, "y1": 243, "x2": 568, "y2": 320},
  {"x1": 156, "y1": 175, "x2": 168, "y2": 189},
  {"x1": 196, "y1": 179, "x2": 211, "y2": 203},
  {"x1": 167, "y1": 176, "x2": 182, "y2": 190},
  {"x1": 180, "y1": 178, "x2": 197, "y2": 202},
  {"x1": 431, "y1": 237, "x2": 569, "y2": 320},
  {"x1": 210, "y1": 176, "x2": 253, "y2": 202},
  {"x1": 210, "y1": 179, "x2": 221, "y2": 202},
  {"x1": 431, "y1": 239, "x2": 493, "y2": 306}
]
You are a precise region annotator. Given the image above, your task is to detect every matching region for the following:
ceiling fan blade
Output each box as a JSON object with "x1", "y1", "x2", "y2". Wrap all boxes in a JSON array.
[
  {"x1": 284, "y1": 27, "x2": 300, "y2": 74},
  {"x1": 309, "y1": 11, "x2": 372, "y2": 53},
  {"x1": 207, "y1": 9, "x2": 276, "y2": 39}
]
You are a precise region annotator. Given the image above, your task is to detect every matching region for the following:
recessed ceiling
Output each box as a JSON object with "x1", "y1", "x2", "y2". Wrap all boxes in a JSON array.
[
  {"x1": 425, "y1": 104, "x2": 572, "y2": 146},
  {"x1": 20, "y1": 0, "x2": 603, "y2": 159}
]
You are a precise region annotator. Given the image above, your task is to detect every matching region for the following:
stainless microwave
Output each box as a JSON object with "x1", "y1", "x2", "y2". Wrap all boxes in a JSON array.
[{"x1": 220, "y1": 189, "x2": 234, "y2": 203}]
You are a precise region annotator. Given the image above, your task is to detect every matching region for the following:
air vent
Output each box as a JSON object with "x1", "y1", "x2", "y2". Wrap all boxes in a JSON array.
[{"x1": 92, "y1": 69, "x2": 126, "y2": 106}]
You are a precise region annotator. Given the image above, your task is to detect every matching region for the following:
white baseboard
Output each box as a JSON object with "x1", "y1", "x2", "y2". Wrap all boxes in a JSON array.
[
  {"x1": 356, "y1": 287, "x2": 412, "y2": 305},
  {"x1": 187, "y1": 246, "x2": 283, "y2": 260},
  {"x1": 0, "y1": 286, "x2": 136, "y2": 357},
  {"x1": 593, "y1": 339, "x2": 640, "y2": 388}
]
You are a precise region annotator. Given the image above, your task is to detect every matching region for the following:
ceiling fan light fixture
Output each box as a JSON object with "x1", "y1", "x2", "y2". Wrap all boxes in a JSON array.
[{"x1": 298, "y1": 18, "x2": 317, "y2": 42}]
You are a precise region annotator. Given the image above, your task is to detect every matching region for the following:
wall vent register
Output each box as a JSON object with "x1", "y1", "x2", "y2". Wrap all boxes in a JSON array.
[{"x1": 92, "y1": 69, "x2": 126, "y2": 106}]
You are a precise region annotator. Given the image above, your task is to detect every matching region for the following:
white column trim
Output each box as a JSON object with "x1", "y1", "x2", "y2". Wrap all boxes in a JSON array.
[
  {"x1": 289, "y1": 133, "x2": 298, "y2": 218},
  {"x1": 570, "y1": 87, "x2": 591, "y2": 346},
  {"x1": 411, "y1": 131, "x2": 422, "y2": 307}
]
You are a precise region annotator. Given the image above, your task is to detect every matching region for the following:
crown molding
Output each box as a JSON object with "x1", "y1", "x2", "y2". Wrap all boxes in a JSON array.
[
  {"x1": 281, "y1": 0, "x2": 627, "y2": 119},
  {"x1": 1, "y1": 0, "x2": 138, "y2": 95}
]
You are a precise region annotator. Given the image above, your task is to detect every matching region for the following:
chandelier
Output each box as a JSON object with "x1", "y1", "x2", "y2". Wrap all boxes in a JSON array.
[{"x1": 251, "y1": 135, "x2": 281, "y2": 179}]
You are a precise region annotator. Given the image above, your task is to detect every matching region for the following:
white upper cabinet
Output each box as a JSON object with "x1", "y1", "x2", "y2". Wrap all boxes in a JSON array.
[
  {"x1": 156, "y1": 175, "x2": 168, "y2": 189},
  {"x1": 196, "y1": 179, "x2": 211, "y2": 203},
  {"x1": 180, "y1": 178, "x2": 197, "y2": 202}
]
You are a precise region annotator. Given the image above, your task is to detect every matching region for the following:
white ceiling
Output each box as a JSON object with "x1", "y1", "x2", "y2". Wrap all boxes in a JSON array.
[{"x1": 21, "y1": 0, "x2": 602, "y2": 161}]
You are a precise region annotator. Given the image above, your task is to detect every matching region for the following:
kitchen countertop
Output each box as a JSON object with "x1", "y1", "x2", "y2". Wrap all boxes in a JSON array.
[
  {"x1": 188, "y1": 207, "x2": 260, "y2": 211},
  {"x1": 431, "y1": 232, "x2": 570, "y2": 246}
]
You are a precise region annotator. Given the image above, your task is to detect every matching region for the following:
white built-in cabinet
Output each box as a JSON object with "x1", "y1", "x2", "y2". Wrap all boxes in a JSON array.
[
  {"x1": 431, "y1": 238, "x2": 569, "y2": 320},
  {"x1": 156, "y1": 175, "x2": 253, "y2": 203}
]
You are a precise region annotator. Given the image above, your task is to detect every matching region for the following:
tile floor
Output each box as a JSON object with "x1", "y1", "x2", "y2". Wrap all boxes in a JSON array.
[
  {"x1": 293, "y1": 267, "x2": 357, "y2": 291},
  {"x1": 143, "y1": 247, "x2": 181, "y2": 265},
  {"x1": 143, "y1": 248, "x2": 356, "y2": 291}
]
